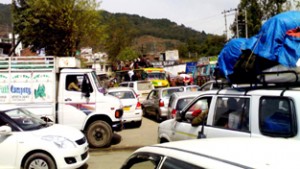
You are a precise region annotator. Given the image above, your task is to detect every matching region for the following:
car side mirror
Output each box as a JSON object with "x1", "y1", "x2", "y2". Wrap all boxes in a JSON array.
[
  {"x1": 175, "y1": 111, "x2": 183, "y2": 121},
  {"x1": 81, "y1": 75, "x2": 91, "y2": 98},
  {"x1": 0, "y1": 125, "x2": 12, "y2": 136},
  {"x1": 185, "y1": 111, "x2": 194, "y2": 121}
]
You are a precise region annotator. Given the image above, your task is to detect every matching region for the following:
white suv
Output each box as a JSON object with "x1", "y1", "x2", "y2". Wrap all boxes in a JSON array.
[
  {"x1": 158, "y1": 86, "x2": 300, "y2": 143},
  {"x1": 0, "y1": 107, "x2": 89, "y2": 169}
]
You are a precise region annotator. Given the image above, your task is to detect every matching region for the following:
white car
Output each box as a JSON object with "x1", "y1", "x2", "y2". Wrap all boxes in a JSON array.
[
  {"x1": 108, "y1": 87, "x2": 143, "y2": 127},
  {"x1": 0, "y1": 107, "x2": 89, "y2": 169},
  {"x1": 119, "y1": 80, "x2": 154, "y2": 103},
  {"x1": 121, "y1": 137, "x2": 300, "y2": 169}
]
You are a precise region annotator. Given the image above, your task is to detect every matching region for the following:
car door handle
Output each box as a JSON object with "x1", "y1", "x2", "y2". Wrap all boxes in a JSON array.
[{"x1": 65, "y1": 98, "x2": 72, "y2": 101}]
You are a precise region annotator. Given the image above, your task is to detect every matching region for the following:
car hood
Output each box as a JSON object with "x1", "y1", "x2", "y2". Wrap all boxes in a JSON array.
[{"x1": 32, "y1": 124, "x2": 84, "y2": 141}]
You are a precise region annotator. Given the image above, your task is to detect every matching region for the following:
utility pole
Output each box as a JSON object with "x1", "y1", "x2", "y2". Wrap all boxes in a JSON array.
[
  {"x1": 245, "y1": 9, "x2": 248, "y2": 38},
  {"x1": 222, "y1": 8, "x2": 237, "y2": 41},
  {"x1": 236, "y1": 9, "x2": 239, "y2": 38}
]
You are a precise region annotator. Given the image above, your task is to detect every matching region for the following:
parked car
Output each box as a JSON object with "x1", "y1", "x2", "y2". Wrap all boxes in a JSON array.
[
  {"x1": 121, "y1": 137, "x2": 300, "y2": 169},
  {"x1": 107, "y1": 87, "x2": 142, "y2": 127},
  {"x1": 119, "y1": 80, "x2": 154, "y2": 103},
  {"x1": 182, "y1": 85, "x2": 200, "y2": 91},
  {"x1": 158, "y1": 84, "x2": 300, "y2": 143},
  {"x1": 168, "y1": 91, "x2": 203, "y2": 119},
  {"x1": 142, "y1": 87, "x2": 184, "y2": 122},
  {"x1": 0, "y1": 107, "x2": 89, "y2": 169}
]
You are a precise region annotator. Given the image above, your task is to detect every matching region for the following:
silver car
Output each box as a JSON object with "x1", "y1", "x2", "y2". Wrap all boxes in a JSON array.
[{"x1": 142, "y1": 86, "x2": 184, "y2": 122}]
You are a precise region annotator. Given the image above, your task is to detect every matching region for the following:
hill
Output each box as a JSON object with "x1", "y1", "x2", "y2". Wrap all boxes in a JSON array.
[{"x1": 0, "y1": 3, "x2": 225, "y2": 58}]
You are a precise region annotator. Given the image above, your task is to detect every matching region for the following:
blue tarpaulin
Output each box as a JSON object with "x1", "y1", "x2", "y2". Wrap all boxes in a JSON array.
[{"x1": 218, "y1": 11, "x2": 300, "y2": 82}]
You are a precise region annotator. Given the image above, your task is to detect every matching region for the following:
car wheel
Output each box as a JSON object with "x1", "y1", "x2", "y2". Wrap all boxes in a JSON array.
[
  {"x1": 135, "y1": 120, "x2": 142, "y2": 128},
  {"x1": 24, "y1": 153, "x2": 56, "y2": 169},
  {"x1": 156, "y1": 111, "x2": 161, "y2": 122},
  {"x1": 86, "y1": 120, "x2": 113, "y2": 148},
  {"x1": 142, "y1": 106, "x2": 147, "y2": 117}
]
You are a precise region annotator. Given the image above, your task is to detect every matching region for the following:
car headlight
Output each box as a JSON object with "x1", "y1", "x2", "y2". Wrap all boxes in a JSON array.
[{"x1": 42, "y1": 135, "x2": 76, "y2": 149}]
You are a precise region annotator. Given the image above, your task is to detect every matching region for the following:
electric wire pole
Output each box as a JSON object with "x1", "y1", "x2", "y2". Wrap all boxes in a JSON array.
[{"x1": 222, "y1": 8, "x2": 237, "y2": 40}]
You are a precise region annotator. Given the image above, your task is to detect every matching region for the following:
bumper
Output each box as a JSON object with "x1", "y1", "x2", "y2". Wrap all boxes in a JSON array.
[
  {"x1": 54, "y1": 142, "x2": 89, "y2": 169},
  {"x1": 112, "y1": 120, "x2": 123, "y2": 131}
]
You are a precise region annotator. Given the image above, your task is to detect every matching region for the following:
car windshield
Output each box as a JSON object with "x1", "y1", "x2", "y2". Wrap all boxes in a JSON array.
[
  {"x1": 109, "y1": 91, "x2": 135, "y2": 99},
  {"x1": 137, "y1": 82, "x2": 153, "y2": 90},
  {"x1": 147, "y1": 73, "x2": 166, "y2": 80},
  {"x1": 92, "y1": 71, "x2": 106, "y2": 93},
  {"x1": 4, "y1": 108, "x2": 49, "y2": 131}
]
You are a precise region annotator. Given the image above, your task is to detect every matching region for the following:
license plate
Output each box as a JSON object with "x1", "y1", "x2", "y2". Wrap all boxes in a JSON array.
[{"x1": 123, "y1": 106, "x2": 131, "y2": 111}]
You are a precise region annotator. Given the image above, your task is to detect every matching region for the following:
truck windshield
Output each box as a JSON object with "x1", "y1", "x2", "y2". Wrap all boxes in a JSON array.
[{"x1": 91, "y1": 71, "x2": 106, "y2": 93}]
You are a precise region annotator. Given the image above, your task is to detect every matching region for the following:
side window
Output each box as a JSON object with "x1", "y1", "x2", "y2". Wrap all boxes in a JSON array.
[
  {"x1": 213, "y1": 97, "x2": 250, "y2": 131},
  {"x1": 121, "y1": 153, "x2": 162, "y2": 169},
  {"x1": 129, "y1": 83, "x2": 134, "y2": 88},
  {"x1": 259, "y1": 97, "x2": 296, "y2": 137},
  {"x1": 183, "y1": 97, "x2": 212, "y2": 125},
  {"x1": 161, "y1": 157, "x2": 204, "y2": 169},
  {"x1": 66, "y1": 75, "x2": 81, "y2": 91}
]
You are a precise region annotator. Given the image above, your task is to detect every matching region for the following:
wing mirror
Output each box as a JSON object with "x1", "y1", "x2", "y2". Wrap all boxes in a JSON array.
[{"x1": 0, "y1": 125, "x2": 12, "y2": 136}]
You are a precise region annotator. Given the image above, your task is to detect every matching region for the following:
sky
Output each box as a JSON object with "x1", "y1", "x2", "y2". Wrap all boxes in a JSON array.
[{"x1": 1, "y1": 0, "x2": 241, "y2": 37}]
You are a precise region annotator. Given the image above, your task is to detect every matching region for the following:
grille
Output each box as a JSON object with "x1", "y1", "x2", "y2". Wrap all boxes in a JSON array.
[
  {"x1": 81, "y1": 151, "x2": 88, "y2": 160},
  {"x1": 76, "y1": 137, "x2": 87, "y2": 145}
]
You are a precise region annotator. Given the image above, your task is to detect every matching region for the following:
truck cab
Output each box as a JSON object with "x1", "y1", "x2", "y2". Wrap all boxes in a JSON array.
[
  {"x1": 0, "y1": 56, "x2": 123, "y2": 148},
  {"x1": 57, "y1": 68, "x2": 123, "y2": 148}
]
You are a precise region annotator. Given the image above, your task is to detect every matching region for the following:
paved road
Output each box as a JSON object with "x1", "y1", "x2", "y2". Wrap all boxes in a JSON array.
[{"x1": 82, "y1": 117, "x2": 159, "y2": 169}]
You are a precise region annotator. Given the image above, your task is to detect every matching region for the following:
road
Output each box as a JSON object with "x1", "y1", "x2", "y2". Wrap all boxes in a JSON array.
[{"x1": 82, "y1": 117, "x2": 159, "y2": 169}]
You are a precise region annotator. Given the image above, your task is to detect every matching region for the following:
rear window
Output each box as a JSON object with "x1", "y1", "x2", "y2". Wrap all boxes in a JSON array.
[
  {"x1": 119, "y1": 83, "x2": 128, "y2": 87},
  {"x1": 176, "y1": 98, "x2": 195, "y2": 110},
  {"x1": 137, "y1": 82, "x2": 153, "y2": 90},
  {"x1": 162, "y1": 88, "x2": 183, "y2": 98},
  {"x1": 108, "y1": 91, "x2": 135, "y2": 99}
]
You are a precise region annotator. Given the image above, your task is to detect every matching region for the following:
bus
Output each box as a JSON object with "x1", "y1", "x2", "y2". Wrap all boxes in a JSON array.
[{"x1": 115, "y1": 68, "x2": 169, "y2": 88}]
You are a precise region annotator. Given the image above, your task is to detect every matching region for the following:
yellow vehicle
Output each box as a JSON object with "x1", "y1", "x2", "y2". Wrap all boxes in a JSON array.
[
  {"x1": 115, "y1": 68, "x2": 169, "y2": 88},
  {"x1": 143, "y1": 68, "x2": 169, "y2": 88}
]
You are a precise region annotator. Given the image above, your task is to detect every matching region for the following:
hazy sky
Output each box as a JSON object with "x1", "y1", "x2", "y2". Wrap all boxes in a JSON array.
[{"x1": 1, "y1": 0, "x2": 240, "y2": 36}]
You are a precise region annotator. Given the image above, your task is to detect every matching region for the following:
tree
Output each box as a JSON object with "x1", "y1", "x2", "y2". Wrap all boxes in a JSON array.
[
  {"x1": 116, "y1": 47, "x2": 139, "y2": 61},
  {"x1": 102, "y1": 16, "x2": 137, "y2": 62},
  {"x1": 231, "y1": 0, "x2": 286, "y2": 38},
  {"x1": 12, "y1": 0, "x2": 103, "y2": 56}
]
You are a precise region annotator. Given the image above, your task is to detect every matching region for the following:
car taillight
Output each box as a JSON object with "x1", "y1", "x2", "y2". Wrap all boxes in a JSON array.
[
  {"x1": 136, "y1": 102, "x2": 141, "y2": 109},
  {"x1": 115, "y1": 109, "x2": 123, "y2": 118},
  {"x1": 171, "y1": 109, "x2": 177, "y2": 118},
  {"x1": 159, "y1": 99, "x2": 164, "y2": 107}
]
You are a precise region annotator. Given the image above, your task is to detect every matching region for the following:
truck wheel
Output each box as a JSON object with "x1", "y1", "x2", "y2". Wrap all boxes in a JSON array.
[
  {"x1": 86, "y1": 121, "x2": 113, "y2": 148},
  {"x1": 24, "y1": 153, "x2": 56, "y2": 169}
]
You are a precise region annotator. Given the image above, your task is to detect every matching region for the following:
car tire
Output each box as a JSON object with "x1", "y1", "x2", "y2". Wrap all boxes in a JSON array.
[
  {"x1": 86, "y1": 120, "x2": 113, "y2": 148},
  {"x1": 142, "y1": 106, "x2": 147, "y2": 117},
  {"x1": 156, "y1": 111, "x2": 161, "y2": 122},
  {"x1": 135, "y1": 120, "x2": 142, "y2": 128},
  {"x1": 24, "y1": 153, "x2": 56, "y2": 169}
]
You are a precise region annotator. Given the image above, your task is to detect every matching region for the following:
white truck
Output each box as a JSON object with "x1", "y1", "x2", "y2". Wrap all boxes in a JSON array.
[{"x1": 0, "y1": 56, "x2": 123, "y2": 148}]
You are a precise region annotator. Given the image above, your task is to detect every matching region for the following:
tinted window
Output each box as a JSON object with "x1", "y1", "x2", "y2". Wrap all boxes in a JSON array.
[
  {"x1": 120, "y1": 83, "x2": 128, "y2": 87},
  {"x1": 161, "y1": 157, "x2": 204, "y2": 169},
  {"x1": 259, "y1": 97, "x2": 296, "y2": 137}
]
